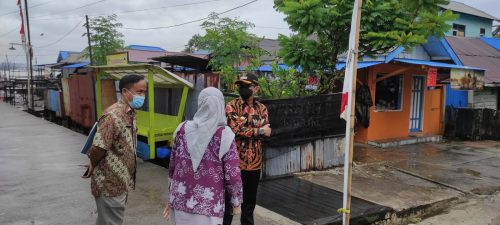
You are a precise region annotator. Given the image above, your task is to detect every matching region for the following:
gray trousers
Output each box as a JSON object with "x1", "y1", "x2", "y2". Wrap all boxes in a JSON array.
[{"x1": 95, "y1": 193, "x2": 127, "y2": 225}]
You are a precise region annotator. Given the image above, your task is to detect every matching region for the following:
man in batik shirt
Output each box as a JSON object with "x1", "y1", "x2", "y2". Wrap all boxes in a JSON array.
[
  {"x1": 82, "y1": 74, "x2": 147, "y2": 225},
  {"x1": 223, "y1": 73, "x2": 272, "y2": 225}
]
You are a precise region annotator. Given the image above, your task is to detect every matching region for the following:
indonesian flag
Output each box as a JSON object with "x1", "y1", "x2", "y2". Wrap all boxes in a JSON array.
[
  {"x1": 18, "y1": 0, "x2": 26, "y2": 43},
  {"x1": 340, "y1": 53, "x2": 354, "y2": 121},
  {"x1": 340, "y1": 76, "x2": 350, "y2": 120},
  {"x1": 339, "y1": 0, "x2": 361, "y2": 121}
]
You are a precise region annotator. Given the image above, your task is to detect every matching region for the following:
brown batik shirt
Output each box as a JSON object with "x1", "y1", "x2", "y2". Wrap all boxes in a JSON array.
[
  {"x1": 226, "y1": 98, "x2": 269, "y2": 171},
  {"x1": 89, "y1": 100, "x2": 137, "y2": 197}
]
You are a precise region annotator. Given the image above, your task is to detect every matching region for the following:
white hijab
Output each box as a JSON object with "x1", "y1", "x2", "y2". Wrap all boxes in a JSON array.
[{"x1": 173, "y1": 87, "x2": 235, "y2": 172}]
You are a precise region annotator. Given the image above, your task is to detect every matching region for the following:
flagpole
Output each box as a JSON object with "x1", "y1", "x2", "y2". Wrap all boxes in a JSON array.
[{"x1": 341, "y1": 0, "x2": 362, "y2": 225}]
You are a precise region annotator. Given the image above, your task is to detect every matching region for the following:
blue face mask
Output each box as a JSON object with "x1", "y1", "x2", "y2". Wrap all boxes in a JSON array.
[{"x1": 126, "y1": 89, "x2": 145, "y2": 109}]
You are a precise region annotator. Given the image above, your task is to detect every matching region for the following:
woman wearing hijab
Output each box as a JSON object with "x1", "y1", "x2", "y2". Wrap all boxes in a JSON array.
[{"x1": 163, "y1": 87, "x2": 243, "y2": 225}]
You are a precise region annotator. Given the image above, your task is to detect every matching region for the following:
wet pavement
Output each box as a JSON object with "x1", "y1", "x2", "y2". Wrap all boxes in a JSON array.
[
  {"x1": 0, "y1": 103, "x2": 295, "y2": 225},
  {"x1": 419, "y1": 192, "x2": 500, "y2": 225},
  {"x1": 2, "y1": 100, "x2": 499, "y2": 224},
  {"x1": 354, "y1": 142, "x2": 500, "y2": 193}
]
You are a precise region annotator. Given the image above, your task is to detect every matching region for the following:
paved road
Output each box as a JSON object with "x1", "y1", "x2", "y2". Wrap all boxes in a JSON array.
[{"x1": 0, "y1": 103, "x2": 296, "y2": 225}]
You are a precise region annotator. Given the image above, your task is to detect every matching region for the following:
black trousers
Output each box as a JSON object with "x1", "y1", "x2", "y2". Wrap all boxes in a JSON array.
[{"x1": 223, "y1": 170, "x2": 261, "y2": 225}]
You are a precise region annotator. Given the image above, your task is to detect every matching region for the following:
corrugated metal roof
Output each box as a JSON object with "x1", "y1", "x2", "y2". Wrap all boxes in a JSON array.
[
  {"x1": 480, "y1": 37, "x2": 500, "y2": 51},
  {"x1": 152, "y1": 52, "x2": 210, "y2": 69},
  {"x1": 440, "y1": 1, "x2": 497, "y2": 20},
  {"x1": 259, "y1": 39, "x2": 281, "y2": 62},
  {"x1": 445, "y1": 36, "x2": 500, "y2": 84},
  {"x1": 126, "y1": 45, "x2": 166, "y2": 52},
  {"x1": 393, "y1": 58, "x2": 483, "y2": 70},
  {"x1": 91, "y1": 64, "x2": 193, "y2": 88},
  {"x1": 126, "y1": 49, "x2": 166, "y2": 63}
]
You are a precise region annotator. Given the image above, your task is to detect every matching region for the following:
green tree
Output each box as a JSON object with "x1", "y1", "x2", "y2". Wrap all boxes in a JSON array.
[
  {"x1": 183, "y1": 34, "x2": 208, "y2": 53},
  {"x1": 82, "y1": 14, "x2": 124, "y2": 65},
  {"x1": 258, "y1": 61, "x2": 313, "y2": 99},
  {"x1": 199, "y1": 13, "x2": 264, "y2": 90},
  {"x1": 274, "y1": 0, "x2": 457, "y2": 93}
]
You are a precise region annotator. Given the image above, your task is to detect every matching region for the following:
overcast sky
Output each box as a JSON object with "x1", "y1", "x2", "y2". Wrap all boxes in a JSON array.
[{"x1": 0, "y1": 0, "x2": 499, "y2": 65}]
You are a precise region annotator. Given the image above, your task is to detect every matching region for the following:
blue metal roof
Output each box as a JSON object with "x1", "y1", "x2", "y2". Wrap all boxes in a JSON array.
[
  {"x1": 126, "y1": 45, "x2": 166, "y2": 52},
  {"x1": 393, "y1": 59, "x2": 484, "y2": 70},
  {"x1": 62, "y1": 61, "x2": 90, "y2": 69},
  {"x1": 335, "y1": 61, "x2": 383, "y2": 70},
  {"x1": 480, "y1": 37, "x2": 500, "y2": 51},
  {"x1": 241, "y1": 64, "x2": 302, "y2": 72},
  {"x1": 57, "y1": 51, "x2": 80, "y2": 63},
  {"x1": 421, "y1": 36, "x2": 461, "y2": 64}
]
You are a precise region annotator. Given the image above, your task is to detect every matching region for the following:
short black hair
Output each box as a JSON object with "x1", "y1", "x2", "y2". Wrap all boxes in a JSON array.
[{"x1": 119, "y1": 74, "x2": 145, "y2": 92}]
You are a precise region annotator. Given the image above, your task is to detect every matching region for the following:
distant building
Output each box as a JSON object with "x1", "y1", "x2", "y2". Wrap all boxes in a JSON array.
[{"x1": 440, "y1": 1, "x2": 498, "y2": 37}]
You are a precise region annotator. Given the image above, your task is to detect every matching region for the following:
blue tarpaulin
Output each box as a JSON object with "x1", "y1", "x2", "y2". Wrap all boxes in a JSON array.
[
  {"x1": 240, "y1": 64, "x2": 302, "y2": 72},
  {"x1": 62, "y1": 62, "x2": 90, "y2": 69}
]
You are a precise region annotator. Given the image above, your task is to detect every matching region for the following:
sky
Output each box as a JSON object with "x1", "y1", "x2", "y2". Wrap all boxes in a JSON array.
[{"x1": 0, "y1": 0, "x2": 499, "y2": 65}]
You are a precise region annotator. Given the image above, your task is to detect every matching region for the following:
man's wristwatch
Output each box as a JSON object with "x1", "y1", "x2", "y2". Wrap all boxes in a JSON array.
[{"x1": 259, "y1": 127, "x2": 265, "y2": 135}]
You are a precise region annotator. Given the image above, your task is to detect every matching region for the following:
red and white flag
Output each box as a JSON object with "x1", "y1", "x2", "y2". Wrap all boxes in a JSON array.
[
  {"x1": 18, "y1": 0, "x2": 26, "y2": 43},
  {"x1": 340, "y1": 59, "x2": 352, "y2": 120},
  {"x1": 339, "y1": 0, "x2": 361, "y2": 121}
]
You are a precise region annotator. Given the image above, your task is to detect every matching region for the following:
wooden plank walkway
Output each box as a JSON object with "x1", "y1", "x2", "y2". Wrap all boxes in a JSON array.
[{"x1": 257, "y1": 176, "x2": 391, "y2": 225}]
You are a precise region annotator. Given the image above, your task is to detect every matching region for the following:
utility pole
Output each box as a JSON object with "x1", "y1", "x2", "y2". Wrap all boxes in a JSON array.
[
  {"x1": 86, "y1": 15, "x2": 93, "y2": 65},
  {"x1": 23, "y1": 0, "x2": 34, "y2": 112}
]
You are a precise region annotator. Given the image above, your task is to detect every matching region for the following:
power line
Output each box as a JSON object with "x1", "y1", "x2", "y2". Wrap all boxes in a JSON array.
[
  {"x1": 35, "y1": 18, "x2": 84, "y2": 48},
  {"x1": 121, "y1": 0, "x2": 258, "y2": 31},
  {"x1": 30, "y1": 0, "x2": 106, "y2": 19},
  {"x1": 0, "y1": 0, "x2": 58, "y2": 17},
  {"x1": 31, "y1": 0, "x2": 222, "y2": 21}
]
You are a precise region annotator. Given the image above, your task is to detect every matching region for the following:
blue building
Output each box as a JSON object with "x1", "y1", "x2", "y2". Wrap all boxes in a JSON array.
[
  {"x1": 437, "y1": 1, "x2": 499, "y2": 109},
  {"x1": 441, "y1": 1, "x2": 497, "y2": 38}
]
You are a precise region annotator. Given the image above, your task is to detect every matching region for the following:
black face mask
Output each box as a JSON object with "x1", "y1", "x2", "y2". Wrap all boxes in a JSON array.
[{"x1": 238, "y1": 86, "x2": 253, "y2": 100}]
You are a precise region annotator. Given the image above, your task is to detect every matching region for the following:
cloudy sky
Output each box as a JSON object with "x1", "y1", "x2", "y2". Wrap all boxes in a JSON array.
[{"x1": 0, "y1": 0, "x2": 499, "y2": 65}]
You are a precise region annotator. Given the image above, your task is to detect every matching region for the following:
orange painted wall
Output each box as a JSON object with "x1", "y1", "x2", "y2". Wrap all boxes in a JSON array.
[{"x1": 355, "y1": 64, "x2": 444, "y2": 143}]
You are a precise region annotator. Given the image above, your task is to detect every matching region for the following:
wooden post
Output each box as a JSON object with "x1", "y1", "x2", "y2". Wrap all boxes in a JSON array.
[
  {"x1": 85, "y1": 15, "x2": 93, "y2": 65},
  {"x1": 342, "y1": 0, "x2": 363, "y2": 225},
  {"x1": 24, "y1": 0, "x2": 34, "y2": 111}
]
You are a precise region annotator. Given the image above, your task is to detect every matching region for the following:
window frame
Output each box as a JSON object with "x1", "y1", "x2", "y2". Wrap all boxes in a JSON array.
[
  {"x1": 452, "y1": 23, "x2": 466, "y2": 37},
  {"x1": 374, "y1": 74, "x2": 405, "y2": 112},
  {"x1": 480, "y1": 28, "x2": 486, "y2": 36}
]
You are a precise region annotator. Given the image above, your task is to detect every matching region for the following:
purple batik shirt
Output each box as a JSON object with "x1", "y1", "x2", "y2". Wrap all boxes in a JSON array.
[{"x1": 168, "y1": 124, "x2": 243, "y2": 218}]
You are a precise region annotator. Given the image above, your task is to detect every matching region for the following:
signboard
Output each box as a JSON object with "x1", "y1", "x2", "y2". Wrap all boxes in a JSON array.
[
  {"x1": 427, "y1": 67, "x2": 437, "y2": 87},
  {"x1": 450, "y1": 69, "x2": 484, "y2": 90},
  {"x1": 261, "y1": 94, "x2": 345, "y2": 147},
  {"x1": 305, "y1": 76, "x2": 320, "y2": 90},
  {"x1": 106, "y1": 52, "x2": 129, "y2": 65}
]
